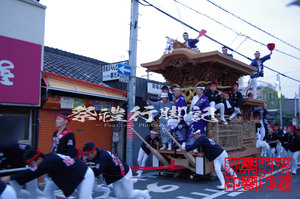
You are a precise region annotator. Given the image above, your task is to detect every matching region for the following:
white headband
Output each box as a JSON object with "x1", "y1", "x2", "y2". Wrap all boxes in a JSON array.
[
  {"x1": 196, "y1": 86, "x2": 205, "y2": 90},
  {"x1": 150, "y1": 131, "x2": 158, "y2": 135},
  {"x1": 192, "y1": 129, "x2": 201, "y2": 134},
  {"x1": 173, "y1": 88, "x2": 181, "y2": 91}
]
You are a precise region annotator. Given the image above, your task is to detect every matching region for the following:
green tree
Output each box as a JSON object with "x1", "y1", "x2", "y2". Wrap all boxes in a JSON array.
[
  {"x1": 259, "y1": 84, "x2": 292, "y2": 125},
  {"x1": 258, "y1": 84, "x2": 285, "y2": 109}
]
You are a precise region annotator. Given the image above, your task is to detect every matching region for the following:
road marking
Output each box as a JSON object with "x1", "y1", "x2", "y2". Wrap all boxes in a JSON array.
[
  {"x1": 201, "y1": 190, "x2": 226, "y2": 199},
  {"x1": 143, "y1": 171, "x2": 159, "y2": 178},
  {"x1": 147, "y1": 182, "x2": 179, "y2": 193},
  {"x1": 191, "y1": 192, "x2": 210, "y2": 196},
  {"x1": 55, "y1": 190, "x2": 75, "y2": 198},
  {"x1": 144, "y1": 175, "x2": 158, "y2": 178},
  {"x1": 204, "y1": 189, "x2": 220, "y2": 193},
  {"x1": 137, "y1": 178, "x2": 148, "y2": 181},
  {"x1": 176, "y1": 196, "x2": 195, "y2": 199},
  {"x1": 54, "y1": 190, "x2": 75, "y2": 199}
]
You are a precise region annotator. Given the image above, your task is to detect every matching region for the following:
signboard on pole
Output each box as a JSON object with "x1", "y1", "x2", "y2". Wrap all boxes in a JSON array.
[
  {"x1": 117, "y1": 63, "x2": 131, "y2": 77},
  {"x1": 102, "y1": 63, "x2": 119, "y2": 81},
  {"x1": 119, "y1": 75, "x2": 129, "y2": 83},
  {"x1": 147, "y1": 82, "x2": 165, "y2": 95},
  {"x1": 102, "y1": 61, "x2": 128, "y2": 81}
]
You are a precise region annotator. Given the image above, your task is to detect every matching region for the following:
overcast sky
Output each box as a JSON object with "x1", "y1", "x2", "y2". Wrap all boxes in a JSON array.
[{"x1": 40, "y1": 0, "x2": 300, "y2": 98}]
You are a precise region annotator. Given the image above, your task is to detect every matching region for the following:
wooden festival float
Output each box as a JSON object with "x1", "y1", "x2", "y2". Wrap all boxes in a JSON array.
[{"x1": 140, "y1": 39, "x2": 266, "y2": 178}]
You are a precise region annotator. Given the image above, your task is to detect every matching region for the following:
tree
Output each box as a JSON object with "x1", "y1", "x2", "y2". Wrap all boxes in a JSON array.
[
  {"x1": 258, "y1": 84, "x2": 292, "y2": 125},
  {"x1": 258, "y1": 84, "x2": 285, "y2": 109}
]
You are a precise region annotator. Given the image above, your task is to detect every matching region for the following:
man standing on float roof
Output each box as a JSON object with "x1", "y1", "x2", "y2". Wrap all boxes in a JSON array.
[
  {"x1": 242, "y1": 50, "x2": 272, "y2": 99},
  {"x1": 183, "y1": 32, "x2": 200, "y2": 51}
]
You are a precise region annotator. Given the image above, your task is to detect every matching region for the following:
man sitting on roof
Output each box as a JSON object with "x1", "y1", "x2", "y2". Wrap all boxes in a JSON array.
[
  {"x1": 227, "y1": 83, "x2": 243, "y2": 121},
  {"x1": 205, "y1": 82, "x2": 228, "y2": 125},
  {"x1": 183, "y1": 32, "x2": 200, "y2": 52},
  {"x1": 222, "y1": 46, "x2": 233, "y2": 58}
]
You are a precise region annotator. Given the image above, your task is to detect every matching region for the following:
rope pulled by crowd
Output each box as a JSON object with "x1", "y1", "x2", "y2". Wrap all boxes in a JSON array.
[{"x1": 130, "y1": 160, "x2": 185, "y2": 172}]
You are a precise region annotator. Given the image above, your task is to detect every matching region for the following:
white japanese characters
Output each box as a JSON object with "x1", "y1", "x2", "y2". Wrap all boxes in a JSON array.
[{"x1": 0, "y1": 60, "x2": 14, "y2": 86}]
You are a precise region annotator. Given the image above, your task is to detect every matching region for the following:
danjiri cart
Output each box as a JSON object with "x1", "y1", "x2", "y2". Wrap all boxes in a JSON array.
[{"x1": 140, "y1": 39, "x2": 266, "y2": 179}]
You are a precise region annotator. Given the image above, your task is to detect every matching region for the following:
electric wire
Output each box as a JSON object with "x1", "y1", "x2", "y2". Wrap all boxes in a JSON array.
[
  {"x1": 139, "y1": 0, "x2": 300, "y2": 83},
  {"x1": 174, "y1": 0, "x2": 300, "y2": 60},
  {"x1": 206, "y1": 0, "x2": 300, "y2": 52}
]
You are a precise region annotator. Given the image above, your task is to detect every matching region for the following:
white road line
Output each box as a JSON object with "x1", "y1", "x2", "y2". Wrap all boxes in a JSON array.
[
  {"x1": 143, "y1": 174, "x2": 158, "y2": 178},
  {"x1": 55, "y1": 190, "x2": 73, "y2": 198},
  {"x1": 201, "y1": 190, "x2": 227, "y2": 199},
  {"x1": 191, "y1": 192, "x2": 210, "y2": 196},
  {"x1": 176, "y1": 196, "x2": 195, "y2": 199},
  {"x1": 137, "y1": 178, "x2": 148, "y2": 181},
  {"x1": 204, "y1": 189, "x2": 221, "y2": 193},
  {"x1": 144, "y1": 171, "x2": 159, "y2": 176},
  {"x1": 227, "y1": 190, "x2": 252, "y2": 197}
]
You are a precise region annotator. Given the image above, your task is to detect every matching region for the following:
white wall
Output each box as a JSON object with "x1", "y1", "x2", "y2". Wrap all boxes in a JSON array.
[{"x1": 0, "y1": 0, "x2": 46, "y2": 45}]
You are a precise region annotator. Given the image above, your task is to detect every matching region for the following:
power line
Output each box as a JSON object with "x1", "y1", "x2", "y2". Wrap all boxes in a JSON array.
[
  {"x1": 206, "y1": 0, "x2": 300, "y2": 52},
  {"x1": 139, "y1": 0, "x2": 300, "y2": 83},
  {"x1": 173, "y1": 0, "x2": 241, "y2": 36},
  {"x1": 280, "y1": 0, "x2": 300, "y2": 16},
  {"x1": 174, "y1": 0, "x2": 300, "y2": 61},
  {"x1": 173, "y1": 0, "x2": 186, "y2": 32},
  {"x1": 264, "y1": 69, "x2": 300, "y2": 80}
]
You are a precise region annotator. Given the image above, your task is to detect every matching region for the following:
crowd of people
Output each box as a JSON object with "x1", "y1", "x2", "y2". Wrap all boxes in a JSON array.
[
  {"x1": 0, "y1": 90, "x2": 299, "y2": 199},
  {"x1": 0, "y1": 32, "x2": 296, "y2": 198},
  {"x1": 139, "y1": 82, "x2": 244, "y2": 190},
  {"x1": 146, "y1": 81, "x2": 243, "y2": 152},
  {"x1": 262, "y1": 124, "x2": 300, "y2": 175},
  {"x1": 0, "y1": 112, "x2": 150, "y2": 199},
  {"x1": 251, "y1": 103, "x2": 300, "y2": 175},
  {"x1": 139, "y1": 81, "x2": 300, "y2": 187}
]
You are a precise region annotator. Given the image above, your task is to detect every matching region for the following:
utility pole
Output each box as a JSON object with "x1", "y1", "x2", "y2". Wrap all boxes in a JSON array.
[
  {"x1": 298, "y1": 85, "x2": 300, "y2": 124},
  {"x1": 295, "y1": 92, "x2": 297, "y2": 118},
  {"x1": 126, "y1": 0, "x2": 139, "y2": 166},
  {"x1": 277, "y1": 74, "x2": 283, "y2": 125}
]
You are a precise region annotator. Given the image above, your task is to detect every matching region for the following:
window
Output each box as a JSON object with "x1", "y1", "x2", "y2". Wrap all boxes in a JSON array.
[{"x1": 0, "y1": 114, "x2": 29, "y2": 142}]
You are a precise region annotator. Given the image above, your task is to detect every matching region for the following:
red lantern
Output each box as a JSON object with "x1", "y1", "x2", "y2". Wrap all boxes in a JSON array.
[
  {"x1": 267, "y1": 43, "x2": 275, "y2": 51},
  {"x1": 199, "y1": 29, "x2": 207, "y2": 37}
]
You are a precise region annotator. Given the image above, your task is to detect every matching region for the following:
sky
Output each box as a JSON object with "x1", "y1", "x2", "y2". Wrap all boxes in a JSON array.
[{"x1": 39, "y1": 0, "x2": 300, "y2": 98}]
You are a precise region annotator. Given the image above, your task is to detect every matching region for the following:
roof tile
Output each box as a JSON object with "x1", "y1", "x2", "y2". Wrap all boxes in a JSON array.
[{"x1": 43, "y1": 46, "x2": 107, "y2": 85}]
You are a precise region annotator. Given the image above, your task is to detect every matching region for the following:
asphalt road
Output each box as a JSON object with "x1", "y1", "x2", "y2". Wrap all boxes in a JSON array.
[{"x1": 55, "y1": 168, "x2": 300, "y2": 199}]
